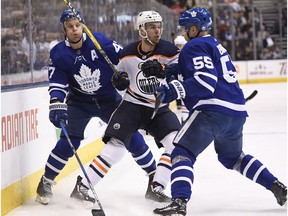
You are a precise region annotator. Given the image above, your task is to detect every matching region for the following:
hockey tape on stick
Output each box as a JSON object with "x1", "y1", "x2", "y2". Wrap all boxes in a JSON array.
[
  {"x1": 60, "y1": 121, "x2": 105, "y2": 216},
  {"x1": 63, "y1": 0, "x2": 119, "y2": 76},
  {"x1": 245, "y1": 90, "x2": 258, "y2": 102},
  {"x1": 151, "y1": 92, "x2": 164, "y2": 119}
]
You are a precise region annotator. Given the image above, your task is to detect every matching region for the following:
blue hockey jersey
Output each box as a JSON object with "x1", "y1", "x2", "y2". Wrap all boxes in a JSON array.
[
  {"x1": 48, "y1": 33, "x2": 123, "y2": 102},
  {"x1": 179, "y1": 35, "x2": 248, "y2": 117}
]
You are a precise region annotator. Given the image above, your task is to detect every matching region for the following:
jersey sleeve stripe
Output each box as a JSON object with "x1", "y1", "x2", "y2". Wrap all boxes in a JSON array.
[{"x1": 193, "y1": 98, "x2": 247, "y2": 111}]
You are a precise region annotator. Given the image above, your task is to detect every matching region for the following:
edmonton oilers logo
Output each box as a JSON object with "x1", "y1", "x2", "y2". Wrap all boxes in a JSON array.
[
  {"x1": 136, "y1": 71, "x2": 160, "y2": 95},
  {"x1": 113, "y1": 123, "x2": 120, "y2": 130}
]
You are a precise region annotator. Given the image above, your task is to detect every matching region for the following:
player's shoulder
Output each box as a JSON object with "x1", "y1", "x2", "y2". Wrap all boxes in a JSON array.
[
  {"x1": 119, "y1": 41, "x2": 139, "y2": 58},
  {"x1": 50, "y1": 40, "x2": 67, "y2": 60},
  {"x1": 155, "y1": 39, "x2": 179, "y2": 57}
]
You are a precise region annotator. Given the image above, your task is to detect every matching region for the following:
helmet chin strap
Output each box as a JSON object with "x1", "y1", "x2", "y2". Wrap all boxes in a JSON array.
[{"x1": 139, "y1": 28, "x2": 155, "y2": 46}]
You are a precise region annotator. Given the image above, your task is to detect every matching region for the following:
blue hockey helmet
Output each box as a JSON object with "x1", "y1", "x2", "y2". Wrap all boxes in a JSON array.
[
  {"x1": 179, "y1": 7, "x2": 212, "y2": 32},
  {"x1": 60, "y1": 9, "x2": 84, "y2": 24}
]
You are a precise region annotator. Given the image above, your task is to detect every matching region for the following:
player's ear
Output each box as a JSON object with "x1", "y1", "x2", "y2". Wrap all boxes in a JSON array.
[{"x1": 139, "y1": 27, "x2": 147, "y2": 37}]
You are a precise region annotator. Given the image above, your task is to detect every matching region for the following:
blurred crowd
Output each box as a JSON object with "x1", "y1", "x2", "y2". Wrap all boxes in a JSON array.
[
  {"x1": 1, "y1": 0, "x2": 286, "y2": 76},
  {"x1": 163, "y1": 0, "x2": 286, "y2": 61}
]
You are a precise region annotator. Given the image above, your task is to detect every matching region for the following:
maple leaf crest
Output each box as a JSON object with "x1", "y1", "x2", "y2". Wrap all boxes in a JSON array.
[
  {"x1": 191, "y1": 11, "x2": 197, "y2": 17},
  {"x1": 74, "y1": 64, "x2": 102, "y2": 93}
]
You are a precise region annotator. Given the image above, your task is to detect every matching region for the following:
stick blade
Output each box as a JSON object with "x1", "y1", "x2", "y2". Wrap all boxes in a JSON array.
[
  {"x1": 245, "y1": 90, "x2": 258, "y2": 102},
  {"x1": 91, "y1": 209, "x2": 105, "y2": 216}
]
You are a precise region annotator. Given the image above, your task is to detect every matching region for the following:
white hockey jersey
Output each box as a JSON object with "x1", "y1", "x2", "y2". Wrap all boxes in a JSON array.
[{"x1": 117, "y1": 39, "x2": 179, "y2": 108}]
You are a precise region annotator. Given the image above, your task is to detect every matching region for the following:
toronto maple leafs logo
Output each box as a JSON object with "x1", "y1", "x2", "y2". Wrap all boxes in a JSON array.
[
  {"x1": 191, "y1": 11, "x2": 197, "y2": 17},
  {"x1": 74, "y1": 64, "x2": 102, "y2": 93}
]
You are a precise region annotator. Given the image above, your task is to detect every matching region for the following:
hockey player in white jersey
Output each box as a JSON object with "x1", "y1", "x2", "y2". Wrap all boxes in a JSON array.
[
  {"x1": 35, "y1": 9, "x2": 165, "y2": 205},
  {"x1": 73, "y1": 10, "x2": 182, "y2": 204},
  {"x1": 153, "y1": 7, "x2": 287, "y2": 215}
]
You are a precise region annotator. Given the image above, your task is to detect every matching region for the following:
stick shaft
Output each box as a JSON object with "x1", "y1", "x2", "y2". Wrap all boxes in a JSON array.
[{"x1": 60, "y1": 121, "x2": 105, "y2": 213}]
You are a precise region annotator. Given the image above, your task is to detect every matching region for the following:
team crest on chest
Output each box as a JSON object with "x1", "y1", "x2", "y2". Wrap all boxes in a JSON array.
[
  {"x1": 74, "y1": 64, "x2": 102, "y2": 93},
  {"x1": 136, "y1": 71, "x2": 160, "y2": 95}
]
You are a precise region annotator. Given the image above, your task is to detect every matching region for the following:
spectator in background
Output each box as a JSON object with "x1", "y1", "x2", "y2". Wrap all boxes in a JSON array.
[
  {"x1": 1, "y1": 34, "x2": 29, "y2": 74},
  {"x1": 260, "y1": 47, "x2": 273, "y2": 60},
  {"x1": 272, "y1": 45, "x2": 285, "y2": 59},
  {"x1": 170, "y1": 0, "x2": 187, "y2": 14},
  {"x1": 21, "y1": 22, "x2": 37, "y2": 67},
  {"x1": 34, "y1": 29, "x2": 50, "y2": 70}
]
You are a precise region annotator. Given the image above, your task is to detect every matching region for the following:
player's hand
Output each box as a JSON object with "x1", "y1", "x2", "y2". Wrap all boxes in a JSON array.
[
  {"x1": 141, "y1": 59, "x2": 165, "y2": 78},
  {"x1": 164, "y1": 63, "x2": 178, "y2": 81},
  {"x1": 112, "y1": 71, "x2": 130, "y2": 91},
  {"x1": 49, "y1": 102, "x2": 68, "y2": 128},
  {"x1": 156, "y1": 80, "x2": 186, "y2": 103}
]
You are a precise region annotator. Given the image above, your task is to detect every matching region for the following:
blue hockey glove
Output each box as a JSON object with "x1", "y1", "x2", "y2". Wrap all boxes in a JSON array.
[
  {"x1": 49, "y1": 102, "x2": 68, "y2": 128},
  {"x1": 156, "y1": 80, "x2": 186, "y2": 103},
  {"x1": 112, "y1": 71, "x2": 130, "y2": 91},
  {"x1": 141, "y1": 59, "x2": 165, "y2": 78},
  {"x1": 164, "y1": 63, "x2": 178, "y2": 82}
]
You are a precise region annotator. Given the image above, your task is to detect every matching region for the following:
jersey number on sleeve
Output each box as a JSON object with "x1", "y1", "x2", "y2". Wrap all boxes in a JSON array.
[
  {"x1": 220, "y1": 55, "x2": 237, "y2": 83},
  {"x1": 112, "y1": 41, "x2": 123, "y2": 53},
  {"x1": 48, "y1": 66, "x2": 56, "y2": 79}
]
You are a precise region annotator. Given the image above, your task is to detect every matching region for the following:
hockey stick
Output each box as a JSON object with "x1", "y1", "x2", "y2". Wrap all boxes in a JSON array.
[
  {"x1": 154, "y1": 89, "x2": 258, "y2": 120},
  {"x1": 245, "y1": 90, "x2": 258, "y2": 102},
  {"x1": 151, "y1": 92, "x2": 164, "y2": 119},
  {"x1": 60, "y1": 121, "x2": 105, "y2": 216},
  {"x1": 63, "y1": 0, "x2": 119, "y2": 75}
]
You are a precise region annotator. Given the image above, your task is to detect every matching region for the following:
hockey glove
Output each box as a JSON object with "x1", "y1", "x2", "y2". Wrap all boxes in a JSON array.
[
  {"x1": 164, "y1": 63, "x2": 178, "y2": 82},
  {"x1": 112, "y1": 71, "x2": 130, "y2": 91},
  {"x1": 141, "y1": 59, "x2": 165, "y2": 79},
  {"x1": 156, "y1": 80, "x2": 186, "y2": 103},
  {"x1": 49, "y1": 102, "x2": 68, "y2": 128}
]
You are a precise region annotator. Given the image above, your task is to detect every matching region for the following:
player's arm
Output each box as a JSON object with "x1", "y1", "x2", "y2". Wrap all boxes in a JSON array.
[
  {"x1": 93, "y1": 32, "x2": 123, "y2": 65},
  {"x1": 48, "y1": 54, "x2": 69, "y2": 127}
]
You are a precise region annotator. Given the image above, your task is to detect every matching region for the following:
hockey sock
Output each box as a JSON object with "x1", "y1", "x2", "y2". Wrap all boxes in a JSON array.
[
  {"x1": 131, "y1": 143, "x2": 157, "y2": 174},
  {"x1": 170, "y1": 146, "x2": 195, "y2": 200},
  {"x1": 44, "y1": 136, "x2": 81, "y2": 180},
  {"x1": 44, "y1": 149, "x2": 68, "y2": 180},
  {"x1": 82, "y1": 155, "x2": 111, "y2": 187},
  {"x1": 236, "y1": 154, "x2": 277, "y2": 189},
  {"x1": 82, "y1": 139, "x2": 126, "y2": 187},
  {"x1": 153, "y1": 152, "x2": 172, "y2": 188}
]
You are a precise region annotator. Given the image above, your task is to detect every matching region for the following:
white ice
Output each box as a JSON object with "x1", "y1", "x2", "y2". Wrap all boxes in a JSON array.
[{"x1": 7, "y1": 82, "x2": 287, "y2": 216}]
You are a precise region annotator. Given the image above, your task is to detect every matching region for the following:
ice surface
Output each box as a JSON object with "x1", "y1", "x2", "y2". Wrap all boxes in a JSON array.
[{"x1": 7, "y1": 82, "x2": 287, "y2": 216}]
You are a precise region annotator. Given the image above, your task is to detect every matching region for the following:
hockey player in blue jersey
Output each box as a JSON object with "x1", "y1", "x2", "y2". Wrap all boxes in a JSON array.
[
  {"x1": 153, "y1": 7, "x2": 287, "y2": 215},
  {"x1": 35, "y1": 9, "x2": 167, "y2": 205}
]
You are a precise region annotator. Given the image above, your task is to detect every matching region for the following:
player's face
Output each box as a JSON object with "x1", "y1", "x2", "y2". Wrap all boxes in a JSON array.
[
  {"x1": 145, "y1": 22, "x2": 162, "y2": 44},
  {"x1": 64, "y1": 18, "x2": 83, "y2": 43},
  {"x1": 180, "y1": 25, "x2": 197, "y2": 41}
]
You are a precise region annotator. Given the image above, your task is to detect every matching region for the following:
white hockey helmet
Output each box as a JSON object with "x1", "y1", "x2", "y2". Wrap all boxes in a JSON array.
[
  {"x1": 136, "y1": 10, "x2": 163, "y2": 30},
  {"x1": 174, "y1": 35, "x2": 187, "y2": 46}
]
